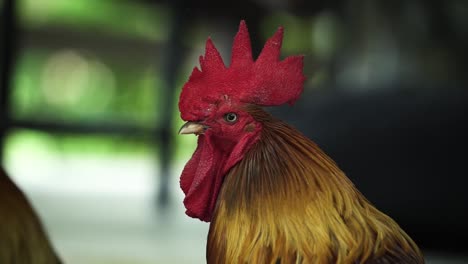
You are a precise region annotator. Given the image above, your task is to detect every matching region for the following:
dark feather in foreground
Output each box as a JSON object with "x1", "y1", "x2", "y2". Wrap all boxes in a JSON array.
[
  {"x1": 0, "y1": 168, "x2": 62, "y2": 264},
  {"x1": 207, "y1": 106, "x2": 424, "y2": 264}
]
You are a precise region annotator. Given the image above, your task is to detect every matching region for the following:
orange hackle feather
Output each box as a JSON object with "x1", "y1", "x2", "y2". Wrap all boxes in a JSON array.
[{"x1": 207, "y1": 106, "x2": 424, "y2": 264}]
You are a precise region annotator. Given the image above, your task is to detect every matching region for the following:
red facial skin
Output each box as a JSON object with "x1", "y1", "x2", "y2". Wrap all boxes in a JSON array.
[{"x1": 180, "y1": 101, "x2": 262, "y2": 222}]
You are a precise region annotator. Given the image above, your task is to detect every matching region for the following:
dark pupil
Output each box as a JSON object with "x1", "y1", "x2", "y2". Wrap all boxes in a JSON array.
[{"x1": 225, "y1": 113, "x2": 237, "y2": 122}]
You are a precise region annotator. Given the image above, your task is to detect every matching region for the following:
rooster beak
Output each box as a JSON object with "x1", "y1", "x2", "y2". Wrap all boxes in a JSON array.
[{"x1": 179, "y1": 122, "x2": 207, "y2": 135}]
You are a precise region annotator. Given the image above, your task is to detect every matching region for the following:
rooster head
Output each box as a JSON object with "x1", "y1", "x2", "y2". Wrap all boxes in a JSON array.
[{"x1": 178, "y1": 20, "x2": 305, "y2": 221}]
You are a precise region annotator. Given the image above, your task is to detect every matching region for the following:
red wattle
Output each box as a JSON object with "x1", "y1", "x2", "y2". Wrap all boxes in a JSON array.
[
  {"x1": 180, "y1": 130, "x2": 261, "y2": 222},
  {"x1": 180, "y1": 135, "x2": 226, "y2": 222}
]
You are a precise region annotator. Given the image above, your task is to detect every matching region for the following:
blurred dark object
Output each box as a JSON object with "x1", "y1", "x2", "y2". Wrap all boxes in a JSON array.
[{"x1": 0, "y1": 166, "x2": 62, "y2": 263}]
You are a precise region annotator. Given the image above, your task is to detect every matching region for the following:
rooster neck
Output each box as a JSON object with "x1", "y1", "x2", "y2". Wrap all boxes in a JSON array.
[{"x1": 206, "y1": 107, "x2": 424, "y2": 264}]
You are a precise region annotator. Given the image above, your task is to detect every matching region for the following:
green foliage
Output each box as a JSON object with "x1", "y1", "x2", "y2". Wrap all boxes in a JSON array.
[
  {"x1": 18, "y1": 0, "x2": 169, "y2": 41},
  {"x1": 6, "y1": 130, "x2": 154, "y2": 158},
  {"x1": 12, "y1": 48, "x2": 161, "y2": 127}
]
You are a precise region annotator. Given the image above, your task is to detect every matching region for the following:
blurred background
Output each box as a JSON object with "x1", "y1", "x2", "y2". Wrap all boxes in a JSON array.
[{"x1": 0, "y1": 0, "x2": 467, "y2": 263}]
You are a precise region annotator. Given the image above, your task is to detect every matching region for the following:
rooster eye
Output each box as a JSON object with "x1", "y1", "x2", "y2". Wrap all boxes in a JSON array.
[{"x1": 224, "y1": 113, "x2": 238, "y2": 123}]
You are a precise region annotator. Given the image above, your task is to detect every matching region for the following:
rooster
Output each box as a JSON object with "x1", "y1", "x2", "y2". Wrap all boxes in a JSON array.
[
  {"x1": 178, "y1": 21, "x2": 424, "y2": 264},
  {"x1": 0, "y1": 167, "x2": 62, "y2": 263}
]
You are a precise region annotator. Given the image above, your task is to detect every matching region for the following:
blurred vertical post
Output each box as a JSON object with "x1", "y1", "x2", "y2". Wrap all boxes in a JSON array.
[
  {"x1": 157, "y1": 0, "x2": 186, "y2": 207},
  {"x1": 0, "y1": 0, "x2": 16, "y2": 164}
]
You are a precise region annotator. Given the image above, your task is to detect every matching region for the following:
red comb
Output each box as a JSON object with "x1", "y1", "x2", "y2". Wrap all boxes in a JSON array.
[{"x1": 179, "y1": 20, "x2": 305, "y2": 121}]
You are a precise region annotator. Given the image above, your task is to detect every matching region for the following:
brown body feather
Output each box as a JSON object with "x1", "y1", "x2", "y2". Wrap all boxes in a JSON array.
[
  {"x1": 207, "y1": 107, "x2": 424, "y2": 264},
  {"x1": 0, "y1": 168, "x2": 62, "y2": 264}
]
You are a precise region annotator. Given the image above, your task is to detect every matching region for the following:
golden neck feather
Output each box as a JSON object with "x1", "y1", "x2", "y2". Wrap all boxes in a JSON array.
[{"x1": 207, "y1": 107, "x2": 423, "y2": 264}]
